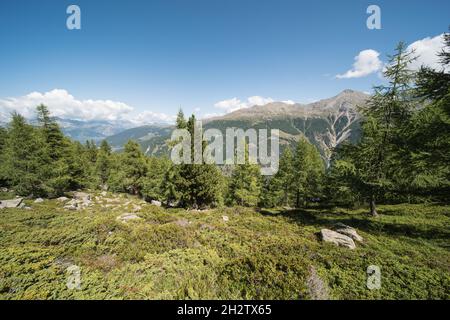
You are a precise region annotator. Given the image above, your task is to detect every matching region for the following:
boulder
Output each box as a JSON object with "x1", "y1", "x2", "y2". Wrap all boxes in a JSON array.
[
  {"x1": 34, "y1": 198, "x2": 44, "y2": 203},
  {"x1": 320, "y1": 229, "x2": 356, "y2": 249},
  {"x1": 0, "y1": 198, "x2": 23, "y2": 209},
  {"x1": 73, "y1": 192, "x2": 91, "y2": 201},
  {"x1": 334, "y1": 223, "x2": 363, "y2": 243},
  {"x1": 151, "y1": 200, "x2": 162, "y2": 207},
  {"x1": 64, "y1": 203, "x2": 78, "y2": 211},
  {"x1": 56, "y1": 196, "x2": 69, "y2": 202}
]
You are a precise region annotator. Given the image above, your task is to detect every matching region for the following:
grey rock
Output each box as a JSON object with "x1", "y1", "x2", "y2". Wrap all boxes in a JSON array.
[
  {"x1": 56, "y1": 196, "x2": 69, "y2": 202},
  {"x1": 73, "y1": 192, "x2": 91, "y2": 201},
  {"x1": 151, "y1": 200, "x2": 162, "y2": 207},
  {"x1": 0, "y1": 198, "x2": 23, "y2": 209},
  {"x1": 334, "y1": 223, "x2": 363, "y2": 243},
  {"x1": 34, "y1": 198, "x2": 44, "y2": 203},
  {"x1": 320, "y1": 229, "x2": 356, "y2": 249},
  {"x1": 222, "y1": 215, "x2": 229, "y2": 222}
]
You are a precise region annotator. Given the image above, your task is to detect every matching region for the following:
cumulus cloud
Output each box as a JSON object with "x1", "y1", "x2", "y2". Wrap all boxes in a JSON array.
[
  {"x1": 129, "y1": 111, "x2": 176, "y2": 125},
  {"x1": 214, "y1": 96, "x2": 276, "y2": 113},
  {"x1": 336, "y1": 49, "x2": 383, "y2": 79},
  {"x1": 407, "y1": 34, "x2": 448, "y2": 71},
  {"x1": 0, "y1": 89, "x2": 174, "y2": 124}
]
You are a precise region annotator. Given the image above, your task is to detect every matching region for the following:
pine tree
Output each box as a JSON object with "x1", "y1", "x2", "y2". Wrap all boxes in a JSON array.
[
  {"x1": 228, "y1": 143, "x2": 262, "y2": 207},
  {"x1": 0, "y1": 127, "x2": 9, "y2": 186},
  {"x1": 36, "y1": 104, "x2": 65, "y2": 160},
  {"x1": 167, "y1": 111, "x2": 224, "y2": 208},
  {"x1": 337, "y1": 43, "x2": 416, "y2": 215},
  {"x1": 2, "y1": 113, "x2": 49, "y2": 196},
  {"x1": 262, "y1": 147, "x2": 295, "y2": 207},
  {"x1": 141, "y1": 156, "x2": 171, "y2": 201},
  {"x1": 401, "y1": 29, "x2": 450, "y2": 200},
  {"x1": 109, "y1": 140, "x2": 147, "y2": 195},
  {"x1": 292, "y1": 138, "x2": 324, "y2": 207},
  {"x1": 96, "y1": 140, "x2": 112, "y2": 187}
]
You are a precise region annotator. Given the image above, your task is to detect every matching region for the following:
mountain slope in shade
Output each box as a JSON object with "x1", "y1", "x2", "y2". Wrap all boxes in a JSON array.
[{"x1": 106, "y1": 124, "x2": 173, "y2": 153}]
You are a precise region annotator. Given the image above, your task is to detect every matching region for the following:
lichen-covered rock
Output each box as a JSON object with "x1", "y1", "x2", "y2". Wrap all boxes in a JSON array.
[{"x1": 320, "y1": 228, "x2": 356, "y2": 249}]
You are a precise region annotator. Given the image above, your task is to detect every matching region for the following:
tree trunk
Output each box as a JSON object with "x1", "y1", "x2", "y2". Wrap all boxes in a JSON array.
[{"x1": 369, "y1": 195, "x2": 378, "y2": 217}]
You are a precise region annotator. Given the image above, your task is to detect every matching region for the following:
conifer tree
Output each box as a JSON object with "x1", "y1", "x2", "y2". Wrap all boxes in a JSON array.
[
  {"x1": 3, "y1": 113, "x2": 49, "y2": 196},
  {"x1": 337, "y1": 43, "x2": 416, "y2": 215},
  {"x1": 228, "y1": 143, "x2": 262, "y2": 207},
  {"x1": 292, "y1": 138, "x2": 324, "y2": 207},
  {"x1": 262, "y1": 147, "x2": 295, "y2": 207},
  {"x1": 96, "y1": 140, "x2": 112, "y2": 186}
]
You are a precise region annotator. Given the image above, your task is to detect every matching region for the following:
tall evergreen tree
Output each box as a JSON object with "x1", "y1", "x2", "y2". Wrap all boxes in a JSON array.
[
  {"x1": 109, "y1": 140, "x2": 147, "y2": 195},
  {"x1": 228, "y1": 142, "x2": 262, "y2": 207},
  {"x1": 336, "y1": 43, "x2": 416, "y2": 215},
  {"x1": 96, "y1": 140, "x2": 112, "y2": 186},
  {"x1": 262, "y1": 147, "x2": 295, "y2": 207},
  {"x1": 2, "y1": 113, "x2": 49, "y2": 196},
  {"x1": 36, "y1": 104, "x2": 65, "y2": 160},
  {"x1": 292, "y1": 138, "x2": 324, "y2": 207}
]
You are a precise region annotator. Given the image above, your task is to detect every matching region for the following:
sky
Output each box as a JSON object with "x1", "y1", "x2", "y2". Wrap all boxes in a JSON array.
[{"x1": 0, "y1": 0, "x2": 449, "y2": 123}]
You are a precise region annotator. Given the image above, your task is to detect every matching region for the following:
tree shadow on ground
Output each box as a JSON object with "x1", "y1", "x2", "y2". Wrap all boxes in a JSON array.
[{"x1": 259, "y1": 207, "x2": 450, "y2": 242}]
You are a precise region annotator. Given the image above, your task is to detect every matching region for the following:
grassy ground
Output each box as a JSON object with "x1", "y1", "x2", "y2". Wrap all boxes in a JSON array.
[{"x1": 0, "y1": 191, "x2": 449, "y2": 299}]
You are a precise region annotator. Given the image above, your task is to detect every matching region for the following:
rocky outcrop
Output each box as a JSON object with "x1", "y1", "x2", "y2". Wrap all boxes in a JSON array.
[
  {"x1": 63, "y1": 193, "x2": 92, "y2": 211},
  {"x1": 73, "y1": 192, "x2": 91, "y2": 201},
  {"x1": 320, "y1": 229, "x2": 356, "y2": 249},
  {"x1": 334, "y1": 223, "x2": 363, "y2": 243}
]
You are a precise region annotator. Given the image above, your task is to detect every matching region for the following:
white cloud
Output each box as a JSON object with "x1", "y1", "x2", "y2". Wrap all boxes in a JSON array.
[
  {"x1": 129, "y1": 111, "x2": 176, "y2": 125},
  {"x1": 0, "y1": 89, "x2": 175, "y2": 124},
  {"x1": 407, "y1": 34, "x2": 448, "y2": 71},
  {"x1": 336, "y1": 49, "x2": 383, "y2": 79},
  {"x1": 214, "y1": 96, "x2": 276, "y2": 113}
]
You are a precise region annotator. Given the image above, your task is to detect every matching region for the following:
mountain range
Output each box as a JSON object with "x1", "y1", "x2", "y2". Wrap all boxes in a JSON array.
[
  {"x1": 0, "y1": 89, "x2": 369, "y2": 164},
  {"x1": 105, "y1": 89, "x2": 369, "y2": 165}
]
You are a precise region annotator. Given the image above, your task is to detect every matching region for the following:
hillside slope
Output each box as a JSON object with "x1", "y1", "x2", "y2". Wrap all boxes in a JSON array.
[{"x1": 0, "y1": 193, "x2": 448, "y2": 299}]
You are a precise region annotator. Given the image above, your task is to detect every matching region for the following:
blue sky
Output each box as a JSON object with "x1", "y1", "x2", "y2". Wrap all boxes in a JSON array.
[{"x1": 0, "y1": 0, "x2": 449, "y2": 123}]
